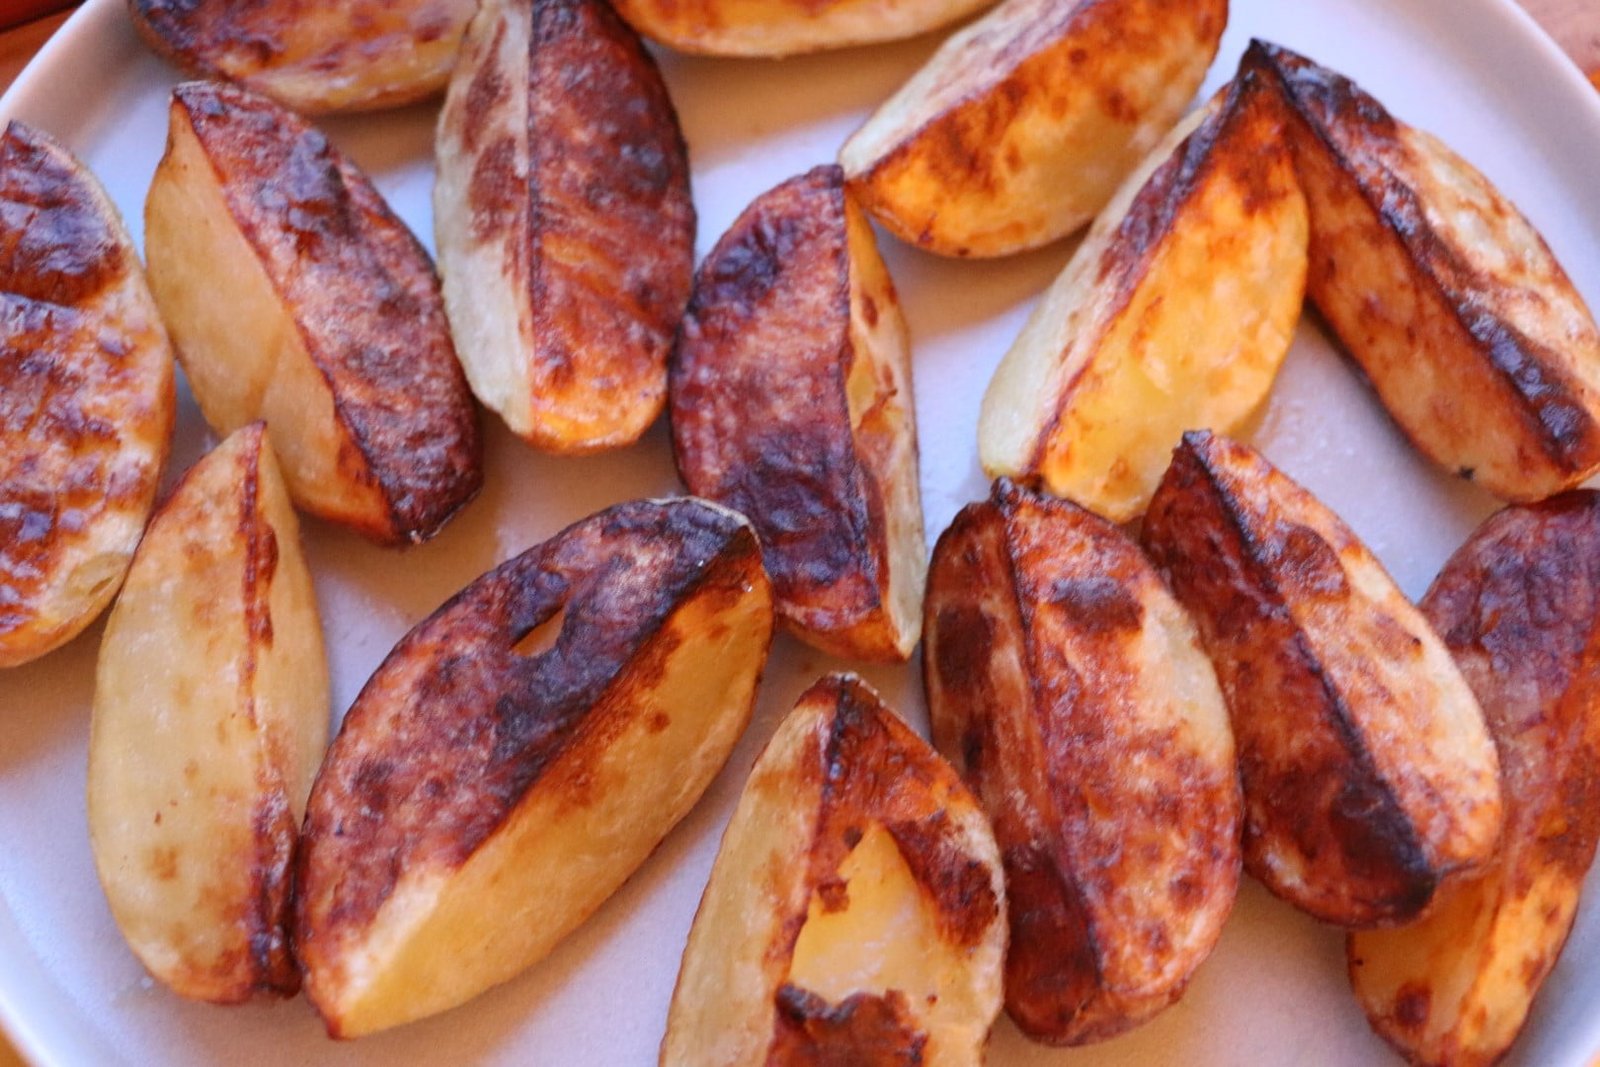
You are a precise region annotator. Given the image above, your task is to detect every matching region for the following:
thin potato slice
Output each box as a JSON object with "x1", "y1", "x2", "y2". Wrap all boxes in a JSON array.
[
  {"x1": 978, "y1": 68, "x2": 1307, "y2": 522},
  {"x1": 89, "y1": 424, "x2": 329, "y2": 1003},
  {"x1": 1247, "y1": 40, "x2": 1600, "y2": 502},
  {"x1": 840, "y1": 0, "x2": 1226, "y2": 257},
  {"x1": 0, "y1": 121, "x2": 175, "y2": 668},
  {"x1": 923, "y1": 479, "x2": 1240, "y2": 1044},
  {"x1": 1350, "y1": 492, "x2": 1600, "y2": 1067},
  {"x1": 1142, "y1": 431, "x2": 1502, "y2": 927},
  {"x1": 611, "y1": 0, "x2": 996, "y2": 58},
  {"x1": 670, "y1": 165, "x2": 925, "y2": 662},
  {"x1": 661, "y1": 673, "x2": 1006, "y2": 1067},
  {"x1": 295, "y1": 498, "x2": 775, "y2": 1037}
]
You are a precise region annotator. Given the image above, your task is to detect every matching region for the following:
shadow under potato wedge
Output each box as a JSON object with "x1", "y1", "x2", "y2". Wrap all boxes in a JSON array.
[
  {"x1": 1142, "y1": 431, "x2": 1503, "y2": 927},
  {"x1": 1349, "y1": 492, "x2": 1600, "y2": 1067},
  {"x1": 610, "y1": 0, "x2": 996, "y2": 58}
]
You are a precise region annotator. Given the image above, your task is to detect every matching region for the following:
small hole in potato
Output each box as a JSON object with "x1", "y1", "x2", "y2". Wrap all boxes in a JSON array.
[{"x1": 512, "y1": 605, "x2": 567, "y2": 659}]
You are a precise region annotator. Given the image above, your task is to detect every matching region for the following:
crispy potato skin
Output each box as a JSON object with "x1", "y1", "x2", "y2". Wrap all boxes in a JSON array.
[
  {"x1": 434, "y1": 0, "x2": 694, "y2": 453},
  {"x1": 1142, "y1": 432, "x2": 1502, "y2": 927},
  {"x1": 840, "y1": 0, "x2": 1226, "y2": 257},
  {"x1": 670, "y1": 165, "x2": 924, "y2": 662},
  {"x1": 1247, "y1": 41, "x2": 1600, "y2": 501},
  {"x1": 1349, "y1": 493, "x2": 1600, "y2": 1067},
  {"x1": 923, "y1": 479, "x2": 1240, "y2": 1044},
  {"x1": 0, "y1": 121, "x2": 174, "y2": 668},
  {"x1": 610, "y1": 0, "x2": 996, "y2": 58},
  {"x1": 149, "y1": 82, "x2": 481, "y2": 545},
  {"x1": 129, "y1": 0, "x2": 477, "y2": 114}
]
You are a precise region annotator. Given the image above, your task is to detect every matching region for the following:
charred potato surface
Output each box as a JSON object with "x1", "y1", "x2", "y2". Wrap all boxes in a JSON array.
[{"x1": 611, "y1": 0, "x2": 997, "y2": 58}]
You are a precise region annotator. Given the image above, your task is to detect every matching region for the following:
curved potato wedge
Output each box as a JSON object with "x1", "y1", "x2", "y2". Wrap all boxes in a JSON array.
[
  {"x1": 1350, "y1": 492, "x2": 1600, "y2": 1067},
  {"x1": 1142, "y1": 431, "x2": 1502, "y2": 927},
  {"x1": 670, "y1": 165, "x2": 925, "y2": 662},
  {"x1": 839, "y1": 0, "x2": 1226, "y2": 257},
  {"x1": 923, "y1": 479, "x2": 1240, "y2": 1044},
  {"x1": 0, "y1": 121, "x2": 175, "y2": 668},
  {"x1": 145, "y1": 82, "x2": 481, "y2": 546},
  {"x1": 662, "y1": 673, "x2": 1006, "y2": 1067},
  {"x1": 1246, "y1": 40, "x2": 1600, "y2": 502},
  {"x1": 89, "y1": 424, "x2": 329, "y2": 1003},
  {"x1": 130, "y1": 0, "x2": 477, "y2": 114},
  {"x1": 610, "y1": 0, "x2": 996, "y2": 58},
  {"x1": 979, "y1": 69, "x2": 1307, "y2": 522},
  {"x1": 434, "y1": 0, "x2": 695, "y2": 454},
  {"x1": 295, "y1": 498, "x2": 775, "y2": 1037}
]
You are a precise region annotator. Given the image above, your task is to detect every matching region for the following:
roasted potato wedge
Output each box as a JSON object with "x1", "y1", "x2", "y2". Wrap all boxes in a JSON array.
[
  {"x1": 670, "y1": 165, "x2": 924, "y2": 662},
  {"x1": 435, "y1": 0, "x2": 695, "y2": 454},
  {"x1": 1142, "y1": 431, "x2": 1503, "y2": 927},
  {"x1": 611, "y1": 0, "x2": 996, "y2": 58},
  {"x1": 839, "y1": 0, "x2": 1226, "y2": 257},
  {"x1": 923, "y1": 479, "x2": 1240, "y2": 1044},
  {"x1": 661, "y1": 673, "x2": 1006, "y2": 1067},
  {"x1": 1247, "y1": 40, "x2": 1600, "y2": 502},
  {"x1": 295, "y1": 498, "x2": 774, "y2": 1037},
  {"x1": 88, "y1": 423, "x2": 329, "y2": 1003},
  {"x1": 145, "y1": 82, "x2": 481, "y2": 546},
  {"x1": 0, "y1": 121, "x2": 174, "y2": 668},
  {"x1": 1349, "y1": 492, "x2": 1600, "y2": 1067},
  {"x1": 978, "y1": 69, "x2": 1307, "y2": 522},
  {"x1": 130, "y1": 0, "x2": 477, "y2": 114}
]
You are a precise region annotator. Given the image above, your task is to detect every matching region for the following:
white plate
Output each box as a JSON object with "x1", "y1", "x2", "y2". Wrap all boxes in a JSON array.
[{"x1": 4, "y1": 0, "x2": 1600, "y2": 1063}]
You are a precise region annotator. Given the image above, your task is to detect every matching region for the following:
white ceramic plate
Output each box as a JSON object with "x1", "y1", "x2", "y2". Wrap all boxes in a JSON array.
[{"x1": 4, "y1": 0, "x2": 1600, "y2": 1063}]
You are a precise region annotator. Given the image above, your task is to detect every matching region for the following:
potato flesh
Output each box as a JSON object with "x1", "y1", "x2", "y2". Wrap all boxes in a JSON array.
[{"x1": 610, "y1": 0, "x2": 995, "y2": 57}]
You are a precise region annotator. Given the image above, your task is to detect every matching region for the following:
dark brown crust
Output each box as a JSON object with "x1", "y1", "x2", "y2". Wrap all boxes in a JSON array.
[
  {"x1": 770, "y1": 985, "x2": 927, "y2": 1066},
  {"x1": 173, "y1": 81, "x2": 481, "y2": 545}
]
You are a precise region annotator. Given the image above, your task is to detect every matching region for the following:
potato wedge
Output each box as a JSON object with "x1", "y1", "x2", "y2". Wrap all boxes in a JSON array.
[
  {"x1": 978, "y1": 68, "x2": 1307, "y2": 522},
  {"x1": 434, "y1": 0, "x2": 695, "y2": 454},
  {"x1": 839, "y1": 0, "x2": 1226, "y2": 257},
  {"x1": 88, "y1": 423, "x2": 329, "y2": 1003},
  {"x1": 130, "y1": 0, "x2": 476, "y2": 114},
  {"x1": 1247, "y1": 40, "x2": 1600, "y2": 502},
  {"x1": 1141, "y1": 431, "x2": 1502, "y2": 927},
  {"x1": 295, "y1": 497, "x2": 774, "y2": 1037},
  {"x1": 0, "y1": 121, "x2": 174, "y2": 668},
  {"x1": 661, "y1": 673, "x2": 1006, "y2": 1067},
  {"x1": 610, "y1": 0, "x2": 996, "y2": 58},
  {"x1": 923, "y1": 479, "x2": 1240, "y2": 1044},
  {"x1": 145, "y1": 82, "x2": 481, "y2": 546},
  {"x1": 670, "y1": 165, "x2": 924, "y2": 662},
  {"x1": 1349, "y1": 492, "x2": 1600, "y2": 1067}
]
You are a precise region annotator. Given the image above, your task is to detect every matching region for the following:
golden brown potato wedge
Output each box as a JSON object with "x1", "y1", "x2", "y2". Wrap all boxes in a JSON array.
[
  {"x1": 434, "y1": 0, "x2": 695, "y2": 454},
  {"x1": 1247, "y1": 40, "x2": 1600, "y2": 502},
  {"x1": 1349, "y1": 492, "x2": 1600, "y2": 1067},
  {"x1": 978, "y1": 69, "x2": 1307, "y2": 522},
  {"x1": 0, "y1": 121, "x2": 175, "y2": 668},
  {"x1": 1142, "y1": 431, "x2": 1503, "y2": 927},
  {"x1": 129, "y1": 0, "x2": 477, "y2": 114},
  {"x1": 923, "y1": 479, "x2": 1240, "y2": 1045},
  {"x1": 670, "y1": 165, "x2": 924, "y2": 662},
  {"x1": 661, "y1": 673, "x2": 1006, "y2": 1067},
  {"x1": 295, "y1": 498, "x2": 774, "y2": 1037},
  {"x1": 88, "y1": 423, "x2": 329, "y2": 1003},
  {"x1": 839, "y1": 0, "x2": 1227, "y2": 257},
  {"x1": 145, "y1": 81, "x2": 481, "y2": 546},
  {"x1": 611, "y1": 0, "x2": 996, "y2": 58}
]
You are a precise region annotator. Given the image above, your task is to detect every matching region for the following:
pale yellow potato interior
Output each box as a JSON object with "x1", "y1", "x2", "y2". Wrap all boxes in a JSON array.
[{"x1": 614, "y1": 0, "x2": 994, "y2": 58}]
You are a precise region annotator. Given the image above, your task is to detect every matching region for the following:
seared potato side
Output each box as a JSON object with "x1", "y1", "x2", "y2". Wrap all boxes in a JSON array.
[
  {"x1": 296, "y1": 498, "x2": 774, "y2": 1038},
  {"x1": 839, "y1": 0, "x2": 1226, "y2": 257},
  {"x1": 435, "y1": 0, "x2": 694, "y2": 454},
  {"x1": 1350, "y1": 493, "x2": 1600, "y2": 1067},
  {"x1": 662, "y1": 674, "x2": 1005, "y2": 1067},
  {"x1": 923, "y1": 479, "x2": 1240, "y2": 1045},
  {"x1": 89, "y1": 424, "x2": 329, "y2": 1003},
  {"x1": 611, "y1": 0, "x2": 995, "y2": 58},
  {"x1": 671, "y1": 165, "x2": 925, "y2": 662},
  {"x1": 978, "y1": 69, "x2": 1307, "y2": 522},
  {"x1": 1247, "y1": 41, "x2": 1600, "y2": 501},
  {"x1": 1142, "y1": 431, "x2": 1502, "y2": 927},
  {"x1": 0, "y1": 121, "x2": 174, "y2": 668},
  {"x1": 130, "y1": 0, "x2": 476, "y2": 114},
  {"x1": 145, "y1": 82, "x2": 481, "y2": 546}
]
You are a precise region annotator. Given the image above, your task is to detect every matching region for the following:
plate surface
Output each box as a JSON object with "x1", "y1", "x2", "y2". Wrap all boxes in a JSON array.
[{"x1": 3, "y1": 0, "x2": 1600, "y2": 1064}]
